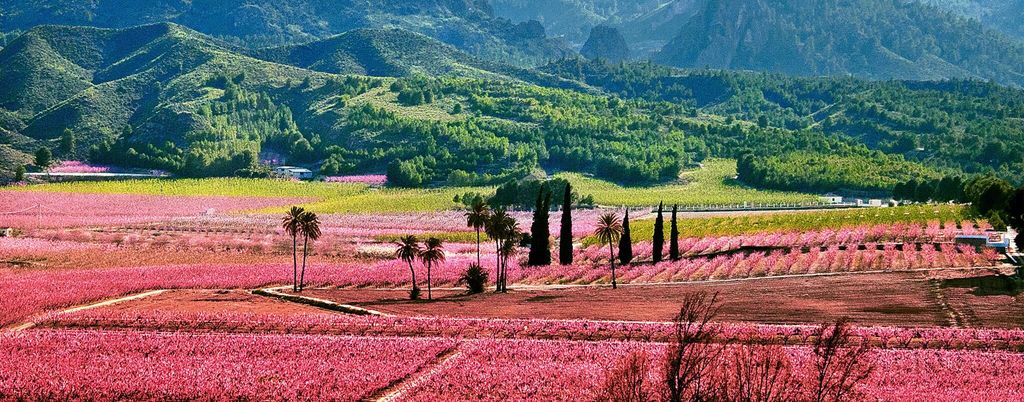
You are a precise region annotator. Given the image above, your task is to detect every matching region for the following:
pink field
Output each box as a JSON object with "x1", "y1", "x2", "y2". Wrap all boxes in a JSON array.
[
  {"x1": 45, "y1": 161, "x2": 114, "y2": 173},
  {"x1": 40, "y1": 309, "x2": 1024, "y2": 351},
  {"x1": 325, "y1": 175, "x2": 388, "y2": 185},
  {"x1": 403, "y1": 339, "x2": 1024, "y2": 402},
  {"x1": 0, "y1": 329, "x2": 454, "y2": 401},
  {"x1": 1, "y1": 241, "x2": 1001, "y2": 328},
  {"x1": 1, "y1": 186, "x2": 1018, "y2": 401},
  {"x1": 0, "y1": 192, "x2": 307, "y2": 228}
]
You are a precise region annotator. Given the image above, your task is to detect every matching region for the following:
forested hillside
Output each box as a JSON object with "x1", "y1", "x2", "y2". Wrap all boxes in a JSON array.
[
  {"x1": 0, "y1": 0, "x2": 571, "y2": 66},
  {"x1": 541, "y1": 58, "x2": 1024, "y2": 190},
  {"x1": 0, "y1": 24, "x2": 691, "y2": 185},
  {"x1": 921, "y1": 0, "x2": 1024, "y2": 40},
  {"x1": 1, "y1": 22, "x2": 1022, "y2": 193}
]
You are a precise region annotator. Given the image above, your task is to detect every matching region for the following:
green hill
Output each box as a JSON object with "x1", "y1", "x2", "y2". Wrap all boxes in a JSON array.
[
  {"x1": 0, "y1": 0, "x2": 572, "y2": 66},
  {"x1": 1, "y1": 23, "x2": 1021, "y2": 194},
  {"x1": 540, "y1": 58, "x2": 1024, "y2": 188},
  {"x1": 253, "y1": 28, "x2": 483, "y2": 77},
  {"x1": 0, "y1": 24, "x2": 691, "y2": 185}
]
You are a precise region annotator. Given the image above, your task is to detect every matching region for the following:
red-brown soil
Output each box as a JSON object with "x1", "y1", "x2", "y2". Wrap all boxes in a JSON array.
[
  {"x1": 299, "y1": 272, "x2": 978, "y2": 327},
  {"x1": 89, "y1": 270, "x2": 1021, "y2": 330}
]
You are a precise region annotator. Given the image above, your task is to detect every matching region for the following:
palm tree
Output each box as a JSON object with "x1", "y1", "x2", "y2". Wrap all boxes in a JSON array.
[
  {"x1": 297, "y1": 211, "x2": 321, "y2": 292},
  {"x1": 281, "y1": 206, "x2": 305, "y2": 292},
  {"x1": 499, "y1": 236, "x2": 519, "y2": 292},
  {"x1": 594, "y1": 213, "x2": 624, "y2": 289},
  {"x1": 395, "y1": 235, "x2": 423, "y2": 299},
  {"x1": 486, "y1": 208, "x2": 509, "y2": 291},
  {"x1": 465, "y1": 199, "x2": 490, "y2": 266},
  {"x1": 420, "y1": 237, "x2": 446, "y2": 300},
  {"x1": 497, "y1": 215, "x2": 521, "y2": 292}
]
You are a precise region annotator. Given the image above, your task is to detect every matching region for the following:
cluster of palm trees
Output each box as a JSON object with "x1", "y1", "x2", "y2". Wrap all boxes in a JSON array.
[
  {"x1": 465, "y1": 199, "x2": 522, "y2": 292},
  {"x1": 394, "y1": 235, "x2": 446, "y2": 300},
  {"x1": 463, "y1": 196, "x2": 632, "y2": 292},
  {"x1": 281, "y1": 206, "x2": 322, "y2": 292}
]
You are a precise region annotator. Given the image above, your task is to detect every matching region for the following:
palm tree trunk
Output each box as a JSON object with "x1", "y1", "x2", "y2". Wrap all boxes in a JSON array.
[
  {"x1": 408, "y1": 261, "x2": 417, "y2": 293},
  {"x1": 495, "y1": 240, "x2": 501, "y2": 292},
  {"x1": 608, "y1": 241, "x2": 617, "y2": 289},
  {"x1": 476, "y1": 228, "x2": 481, "y2": 266},
  {"x1": 292, "y1": 235, "x2": 298, "y2": 292},
  {"x1": 299, "y1": 234, "x2": 308, "y2": 292},
  {"x1": 427, "y1": 262, "x2": 432, "y2": 300}
]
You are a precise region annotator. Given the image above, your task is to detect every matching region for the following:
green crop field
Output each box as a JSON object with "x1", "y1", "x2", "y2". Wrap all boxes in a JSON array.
[
  {"x1": 8, "y1": 178, "x2": 366, "y2": 199},
  {"x1": 7, "y1": 159, "x2": 823, "y2": 214},
  {"x1": 558, "y1": 159, "x2": 818, "y2": 207}
]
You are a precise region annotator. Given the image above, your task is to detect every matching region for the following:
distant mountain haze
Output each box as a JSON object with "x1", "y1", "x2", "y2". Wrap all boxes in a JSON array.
[{"x1": 0, "y1": 0, "x2": 572, "y2": 66}]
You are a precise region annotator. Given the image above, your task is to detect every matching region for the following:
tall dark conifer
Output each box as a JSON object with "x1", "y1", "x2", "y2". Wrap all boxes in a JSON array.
[
  {"x1": 559, "y1": 183, "x2": 574, "y2": 265},
  {"x1": 528, "y1": 183, "x2": 552, "y2": 266},
  {"x1": 670, "y1": 204, "x2": 680, "y2": 261},
  {"x1": 618, "y1": 209, "x2": 633, "y2": 265},
  {"x1": 653, "y1": 202, "x2": 664, "y2": 263}
]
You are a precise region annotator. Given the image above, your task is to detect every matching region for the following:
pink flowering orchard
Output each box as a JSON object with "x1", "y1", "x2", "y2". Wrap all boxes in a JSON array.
[
  {"x1": 1, "y1": 175, "x2": 1020, "y2": 401},
  {"x1": 3, "y1": 2, "x2": 1024, "y2": 399}
]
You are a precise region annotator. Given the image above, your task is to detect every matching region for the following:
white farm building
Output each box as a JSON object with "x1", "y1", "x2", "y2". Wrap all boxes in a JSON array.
[{"x1": 273, "y1": 166, "x2": 314, "y2": 180}]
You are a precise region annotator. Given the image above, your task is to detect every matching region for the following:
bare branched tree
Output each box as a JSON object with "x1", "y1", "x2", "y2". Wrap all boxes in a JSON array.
[
  {"x1": 664, "y1": 291, "x2": 724, "y2": 402},
  {"x1": 718, "y1": 344, "x2": 796, "y2": 402},
  {"x1": 599, "y1": 350, "x2": 655, "y2": 402},
  {"x1": 809, "y1": 318, "x2": 874, "y2": 402}
]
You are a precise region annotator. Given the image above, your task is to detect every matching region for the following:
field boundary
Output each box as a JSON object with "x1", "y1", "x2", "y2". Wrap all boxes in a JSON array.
[
  {"x1": 6, "y1": 289, "x2": 167, "y2": 332},
  {"x1": 254, "y1": 287, "x2": 391, "y2": 316}
]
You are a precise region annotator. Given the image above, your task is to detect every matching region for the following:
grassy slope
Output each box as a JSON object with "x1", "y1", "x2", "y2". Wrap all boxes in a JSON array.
[{"x1": 559, "y1": 159, "x2": 817, "y2": 207}]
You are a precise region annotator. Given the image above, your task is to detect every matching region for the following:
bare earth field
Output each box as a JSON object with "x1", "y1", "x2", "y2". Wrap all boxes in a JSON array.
[
  {"x1": 91, "y1": 289, "x2": 324, "y2": 316},
  {"x1": 256, "y1": 270, "x2": 1015, "y2": 328}
]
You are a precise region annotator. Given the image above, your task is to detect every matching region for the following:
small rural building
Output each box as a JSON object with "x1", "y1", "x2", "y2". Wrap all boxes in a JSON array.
[
  {"x1": 821, "y1": 193, "x2": 844, "y2": 204},
  {"x1": 273, "y1": 166, "x2": 314, "y2": 180}
]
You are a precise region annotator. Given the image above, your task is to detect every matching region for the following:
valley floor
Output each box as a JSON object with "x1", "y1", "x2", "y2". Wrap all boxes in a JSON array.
[{"x1": 0, "y1": 185, "x2": 1020, "y2": 400}]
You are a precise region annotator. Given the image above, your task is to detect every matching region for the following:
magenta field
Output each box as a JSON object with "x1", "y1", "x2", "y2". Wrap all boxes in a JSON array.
[{"x1": 0, "y1": 188, "x2": 1021, "y2": 401}]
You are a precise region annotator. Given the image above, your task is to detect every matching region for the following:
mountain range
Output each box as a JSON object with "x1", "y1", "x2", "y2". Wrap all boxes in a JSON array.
[{"x1": 0, "y1": 0, "x2": 572, "y2": 66}]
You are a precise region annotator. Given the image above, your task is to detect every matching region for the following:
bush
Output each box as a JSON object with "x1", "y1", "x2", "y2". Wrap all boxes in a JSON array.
[
  {"x1": 460, "y1": 264, "x2": 489, "y2": 294},
  {"x1": 409, "y1": 286, "x2": 422, "y2": 300}
]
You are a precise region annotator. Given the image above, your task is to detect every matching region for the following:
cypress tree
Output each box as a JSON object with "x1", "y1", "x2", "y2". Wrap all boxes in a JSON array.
[
  {"x1": 60, "y1": 128, "x2": 76, "y2": 156},
  {"x1": 670, "y1": 204, "x2": 680, "y2": 261},
  {"x1": 528, "y1": 183, "x2": 551, "y2": 266},
  {"x1": 559, "y1": 183, "x2": 574, "y2": 265},
  {"x1": 653, "y1": 202, "x2": 664, "y2": 263},
  {"x1": 618, "y1": 209, "x2": 633, "y2": 265}
]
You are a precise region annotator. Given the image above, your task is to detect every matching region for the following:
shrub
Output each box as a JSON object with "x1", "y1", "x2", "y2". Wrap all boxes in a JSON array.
[
  {"x1": 409, "y1": 286, "x2": 422, "y2": 300},
  {"x1": 460, "y1": 264, "x2": 489, "y2": 294}
]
